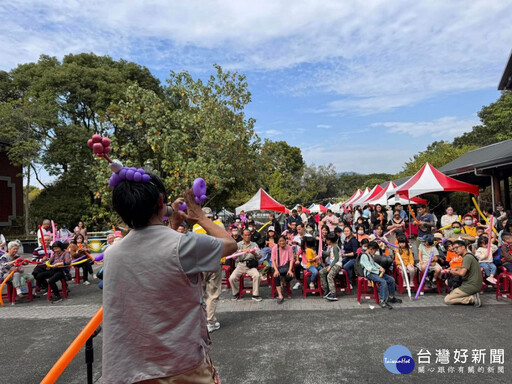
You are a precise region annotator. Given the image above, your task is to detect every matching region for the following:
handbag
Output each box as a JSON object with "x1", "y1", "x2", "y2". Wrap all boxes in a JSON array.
[
  {"x1": 277, "y1": 247, "x2": 289, "y2": 274},
  {"x1": 246, "y1": 259, "x2": 258, "y2": 269}
]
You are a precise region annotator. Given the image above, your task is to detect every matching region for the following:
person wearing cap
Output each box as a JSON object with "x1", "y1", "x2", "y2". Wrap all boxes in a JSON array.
[
  {"x1": 193, "y1": 208, "x2": 226, "y2": 333},
  {"x1": 229, "y1": 228, "x2": 263, "y2": 301},
  {"x1": 34, "y1": 241, "x2": 71, "y2": 303},
  {"x1": 444, "y1": 240, "x2": 482, "y2": 307},
  {"x1": 360, "y1": 241, "x2": 402, "y2": 309},
  {"x1": 417, "y1": 234, "x2": 442, "y2": 286}
]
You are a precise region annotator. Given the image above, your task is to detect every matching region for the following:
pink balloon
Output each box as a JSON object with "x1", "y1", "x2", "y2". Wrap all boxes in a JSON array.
[
  {"x1": 87, "y1": 139, "x2": 93, "y2": 148},
  {"x1": 102, "y1": 137, "x2": 111, "y2": 147},
  {"x1": 104, "y1": 146, "x2": 111, "y2": 154},
  {"x1": 93, "y1": 143, "x2": 104, "y2": 154},
  {"x1": 92, "y1": 134, "x2": 102, "y2": 143}
]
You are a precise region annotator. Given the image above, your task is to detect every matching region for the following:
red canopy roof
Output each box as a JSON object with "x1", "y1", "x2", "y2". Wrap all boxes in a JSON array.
[
  {"x1": 362, "y1": 185, "x2": 384, "y2": 204},
  {"x1": 395, "y1": 163, "x2": 480, "y2": 198},
  {"x1": 343, "y1": 189, "x2": 362, "y2": 207},
  {"x1": 235, "y1": 188, "x2": 287, "y2": 214}
]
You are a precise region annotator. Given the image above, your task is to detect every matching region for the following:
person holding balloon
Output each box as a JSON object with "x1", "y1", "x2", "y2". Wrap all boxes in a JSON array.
[{"x1": 101, "y1": 168, "x2": 236, "y2": 384}]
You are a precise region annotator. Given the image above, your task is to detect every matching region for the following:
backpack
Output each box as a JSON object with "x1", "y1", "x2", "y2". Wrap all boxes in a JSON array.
[{"x1": 354, "y1": 252, "x2": 368, "y2": 277}]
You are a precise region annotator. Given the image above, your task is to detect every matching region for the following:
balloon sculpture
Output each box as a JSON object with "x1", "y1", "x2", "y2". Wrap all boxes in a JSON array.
[
  {"x1": 87, "y1": 134, "x2": 113, "y2": 162},
  {"x1": 178, "y1": 177, "x2": 208, "y2": 211}
]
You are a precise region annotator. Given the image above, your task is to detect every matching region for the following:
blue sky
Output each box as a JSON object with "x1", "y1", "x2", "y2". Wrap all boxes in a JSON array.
[{"x1": 2, "y1": 0, "x2": 512, "y2": 180}]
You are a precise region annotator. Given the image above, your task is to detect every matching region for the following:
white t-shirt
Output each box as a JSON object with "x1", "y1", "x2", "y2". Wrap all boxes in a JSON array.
[{"x1": 102, "y1": 225, "x2": 224, "y2": 383}]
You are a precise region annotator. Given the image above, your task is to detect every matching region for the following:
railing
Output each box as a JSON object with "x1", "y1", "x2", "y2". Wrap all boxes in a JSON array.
[{"x1": 41, "y1": 307, "x2": 103, "y2": 384}]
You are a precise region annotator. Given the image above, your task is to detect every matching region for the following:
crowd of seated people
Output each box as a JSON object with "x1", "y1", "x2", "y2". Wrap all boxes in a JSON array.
[
  {"x1": 219, "y1": 201, "x2": 512, "y2": 308},
  {"x1": 1, "y1": 219, "x2": 120, "y2": 305},
  {"x1": 2, "y1": 202, "x2": 512, "y2": 309}
]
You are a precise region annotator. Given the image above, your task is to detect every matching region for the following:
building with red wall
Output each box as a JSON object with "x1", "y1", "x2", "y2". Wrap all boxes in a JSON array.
[{"x1": 0, "y1": 140, "x2": 23, "y2": 228}]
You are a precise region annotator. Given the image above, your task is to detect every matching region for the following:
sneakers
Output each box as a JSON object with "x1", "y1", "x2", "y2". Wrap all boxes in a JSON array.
[
  {"x1": 83, "y1": 281, "x2": 91, "y2": 286},
  {"x1": 50, "y1": 296, "x2": 63, "y2": 304},
  {"x1": 380, "y1": 300, "x2": 393, "y2": 309},
  {"x1": 207, "y1": 322, "x2": 220, "y2": 333},
  {"x1": 276, "y1": 297, "x2": 284, "y2": 304},
  {"x1": 325, "y1": 293, "x2": 338, "y2": 301},
  {"x1": 232, "y1": 295, "x2": 239, "y2": 301},
  {"x1": 486, "y1": 276, "x2": 497, "y2": 285},
  {"x1": 323, "y1": 291, "x2": 331, "y2": 299},
  {"x1": 252, "y1": 295, "x2": 263, "y2": 302},
  {"x1": 388, "y1": 297, "x2": 402, "y2": 304},
  {"x1": 292, "y1": 282, "x2": 301, "y2": 290},
  {"x1": 473, "y1": 293, "x2": 482, "y2": 308}
]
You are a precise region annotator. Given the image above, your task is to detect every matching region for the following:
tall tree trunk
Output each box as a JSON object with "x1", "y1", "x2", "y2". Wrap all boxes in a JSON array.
[{"x1": 24, "y1": 165, "x2": 30, "y2": 236}]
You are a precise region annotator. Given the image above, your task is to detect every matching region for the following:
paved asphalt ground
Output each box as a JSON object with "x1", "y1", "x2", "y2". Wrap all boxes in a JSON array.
[{"x1": 1, "y1": 261, "x2": 511, "y2": 383}]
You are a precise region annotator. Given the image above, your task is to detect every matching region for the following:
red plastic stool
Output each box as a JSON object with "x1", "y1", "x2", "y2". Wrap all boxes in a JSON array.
[
  {"x1": 395, "y1": 267, "x2": 419, "y2": 295},
  {"x1": 302, "y1": 270, "x2": 322, "y2": 298},
  {"x1": 496, "y1": 273, "x2": 512, "y2": 301},
  {"x1": 221, "y1": 265, "x2": 232, "y2": 290},
  {"x1": 257, "y1": 264, "x2": 272, "y2": 286},
  {"x1": 7, "y1": 280, "x2": 34, "y2": 304},
  {"x1": 238, "y1": 273, "x2": 256, "y2": 299},
  {"x1": 74, "y1": 266, "x2": 82, "y2": 285},
  {"x1": 47, "y1": 279, "x2": 69, "y2": 301},
  {"x1": 418, "y1": 270, "x2": 443, "y2": 294},
  {"x1": 334, "y1": 269, "x2": 352, "y2": 295},
  {"x1": 271, "y1": 274, "x2": 292, "y2": 298},
  {"x1": 356, "y1": 276, "x2": 379, "y2": 304}
]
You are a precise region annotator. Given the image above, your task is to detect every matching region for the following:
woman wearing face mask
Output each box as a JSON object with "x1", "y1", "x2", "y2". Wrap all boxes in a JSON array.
[
  {"x1": 355, "y1": 225, "x2": 369, "y2": 243},
  {"x1": 387, "y1": 210, "x2": 405, "y2": 244}
]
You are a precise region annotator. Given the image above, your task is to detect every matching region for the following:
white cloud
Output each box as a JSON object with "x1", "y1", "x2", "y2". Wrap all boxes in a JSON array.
[
  {"x1": 301, "y1": 143, "x2": 414, "y2": 174},
  {"x1": 1, "y1": 1, "x2": 511, "y2": 114},
  {"x1": 316, "y1": 124, "x2": 331, "y2": 129},
  {"x1": 372, "y1": 116, "x2": 479, "y2": 139}
]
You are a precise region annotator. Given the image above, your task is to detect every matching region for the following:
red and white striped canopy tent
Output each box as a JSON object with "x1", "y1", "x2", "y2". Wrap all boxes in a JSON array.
[
  {"x1": 235, "y1": 188, "x2": 288, "y2": 214},
  {"x1": 309, "y1": 204, "x2": 328, "y2": 213},
  {"x1": 292, "y1": 205, "x2": 311, "y2": 214},
  {"x1": 394, "y1": 163, "x2": 480, "y2": 198},
  {"x1": 361, "y1": 184, "x2": 384, "y2": 204},
  {"x1": 366, "y1": 182, "x2": 427, "y2": 205},
  {"x1": 342, "y1": 189, "x2": 362, "y2": 207},
  {"x1": 350, "y1": 187, "x2": 371, "y2": 207}
]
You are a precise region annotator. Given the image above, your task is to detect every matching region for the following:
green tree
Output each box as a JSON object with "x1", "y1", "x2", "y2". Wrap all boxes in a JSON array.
[
  {"x1": 396, "y1": 141, "x2": 477, "y2": 178},
  {"x1": 454, "y1": 91, "x2": 512, "y2": 147}
]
